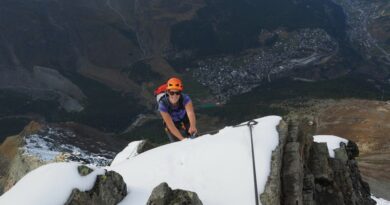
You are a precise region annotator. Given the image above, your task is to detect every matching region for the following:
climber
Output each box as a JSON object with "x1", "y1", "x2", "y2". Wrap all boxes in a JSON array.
[{"x1": 155, "y1": 77, "x2": 198, "y2": 142}]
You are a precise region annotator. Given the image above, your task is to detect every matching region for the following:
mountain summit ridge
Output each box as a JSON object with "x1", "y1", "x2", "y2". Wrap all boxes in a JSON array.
[{"x1": 0, "y1": 115, "x2": 384, "y2": 204}]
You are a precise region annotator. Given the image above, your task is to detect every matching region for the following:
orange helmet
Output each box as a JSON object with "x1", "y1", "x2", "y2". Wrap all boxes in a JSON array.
[{"x1": 166, "y1": 77, "x2": 183, "y2": 91}]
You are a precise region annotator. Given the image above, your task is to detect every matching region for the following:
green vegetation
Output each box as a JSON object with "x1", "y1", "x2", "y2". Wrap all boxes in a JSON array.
[
  {"x1": 0, "y1": 71, "x2": 149, "y2": 138},
  {"x1": 0, "y1": 118, "x2": 30, "y2": 143},
  {"x1": 116, "y1": 119, "x2": 169, "y2": 145},
  {"x1": 0, "y1": 90, "x2": 60, "y2": 117},
  {"x1": 181, "y1": 73, "x2": 213, "y2": 102},
  {"x1": 198, "y1": 75, "x2": 390, "y2": 125},
  {"x1": 61, "y1": 72, "x2": 146, "y2": 132},
  {"x1": 0, "y1": 90, "x2": 63, "y2": 141},
  {"x1": 84, "y1": 74, "x2": 390, "y2": 143},
  {"x1": 125, "y1": 61, "x2": 162, "y2": 84},
  {"x1": 110, "y1": 25, "x2": 140, "y2": 49},
  {"x1": 0, "y1": 71, "x2": 146, "y2": 133},
  {"x1": 171, "y1": 0, "x2": 346, "y2": 56}
]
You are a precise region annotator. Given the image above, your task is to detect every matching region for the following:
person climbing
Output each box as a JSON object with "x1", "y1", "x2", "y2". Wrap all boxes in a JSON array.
[{"x1": 157, "y1": 77, "x2": 197, "y2": 142}]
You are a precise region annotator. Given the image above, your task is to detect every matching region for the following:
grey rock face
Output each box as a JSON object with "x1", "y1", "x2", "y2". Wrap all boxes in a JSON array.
[
  {"x1": 309, "y1": 143, "x2": 332, "y2": 181},
  {"x1": 0, "y1": 66, "x2": 86, "y2": 112},
  {"x1": 346, "y1": 141, "x2": 359, "y2": 159},
  {"x1": 147, "y1": 182, "x2": 203, "y2": 205},
  {"x1": 77, "y1": 165, "x2": 94, "y2": 176},
  {"x1": 65, "y1": 171, "x2": 127, "y2": 205},
  {"x1": 279, "y1": 115, "x2": 376, "y2": 205},
  {"x1": 283, "y1": 142, "x2": 304, "y2": 205},
  {"x1": 260, "y1": 120, "x2": 287, "y2": 205},
  {"x1": 137, "y1": 140, "x2": 158, "y2": 154},
  {"x1": 334, "y1": 143, "x2": 348, "y2": 163}
]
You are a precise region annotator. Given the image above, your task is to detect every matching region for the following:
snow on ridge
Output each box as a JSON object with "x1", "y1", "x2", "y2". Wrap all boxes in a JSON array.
[
  {"x1": 110, "y1": 140, "x2": 143, "y2": 166},
  {"x1": 1, "y1": 115, "x2": 283, "y2": 205},
  {"x1": 0, "y1": 162, "x2": 105, "y2": 205},
  {"x1": 22, "y1": 128, "x2": 114, "y2": 166},
  {"x1": 372, "y1": 196, "x2": 390, "y2": 205},
  {"x1": 110, "y1": 115, "x2": 282, "y2": 205},
  {"x1": 24, "y1": 134, "x2": 61, "y2": 161},
  {"x1": 313, "y1": 135, "x2": 348, "y2": 158}
]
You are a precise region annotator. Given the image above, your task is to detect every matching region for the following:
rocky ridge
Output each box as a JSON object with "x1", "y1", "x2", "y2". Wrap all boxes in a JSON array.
[
  {"x1": 66, "y1": 168, "x2": 128, "y2": 205},
  {"x1": 276, "y1": 115, "x2": 376, "y2": 205},
  {"x1": 0, "y1": 121, "x2": 129, "y2": 195},
  {"x1": 2, "y1": 116, "x2": 380, "y2": 204},
  {"x1": 251, "y1": 114, "x2": 377, "y2": 205},
  {"x1": 146, "y1": 182, "x2": 203, "y2": 205},
  {"x1": 0, "y1": 121, "x2": 45, "y2": 195},
  {"x1": 273, "y1": 98, "x2": 390, "y2": 200}
]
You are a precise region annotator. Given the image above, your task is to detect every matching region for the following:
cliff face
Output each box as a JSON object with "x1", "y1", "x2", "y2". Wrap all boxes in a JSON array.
[
  {"x1": 297, "y1": 99, "x2": 390, "y2": 200},
  {"x1": 261, "y1": 115, "x2": 376, "y2": 205},
  {"x1": 0, "y1": 121, "x2": 44, "y2": 195}
]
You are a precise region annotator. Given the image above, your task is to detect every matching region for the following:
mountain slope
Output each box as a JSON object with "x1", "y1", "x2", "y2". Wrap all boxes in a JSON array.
[{"x1": 0, "y1": 0, "x2": 388, "y2": 135}]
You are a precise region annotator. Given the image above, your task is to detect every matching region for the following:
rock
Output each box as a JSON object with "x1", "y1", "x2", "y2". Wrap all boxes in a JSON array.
[
  {"x1": 137, "y1": 140, "x2": 158, "y2": 154},
  {"x1": 315, "y1": 184, "x2": 322, "y2": 192},
  {"x1": 77, "y1": 165, "x2": 93, "y2": 176},
  {"x1": 260, "y1": 120, "x2": 287, "y2": 205},
  {"x1": 281, "y1": 116, "x2": 319, "y2": 205},
  {"x1": 334, "y1": 143, "x2": 348, "y2": 164},
  {"x1": 19, "y1": 121, "x2": 43, "y2": 137},
  {"x1": 346, "y1": 141, "x2": 359, "y2": 159},
  {"x1": 309, "y1": 142, "x2": 332, "y2": 181},
  {"x1": 280, "y1": 114, "x2": 376, "y2": 205},
  {"x1": 0, "y1": 120, "x2": 130, "y2": 193},
  {"x1": 0, "y1": 134, "x2": 45, "y2": 194},
  {"x1": 282, "y1": 142, "x2": 303, "y2": 205},
  {"x1": 1, "y1": 114, "x2": 378, "y2": 205},
  {"x1": 65, "y1": 171, "x2": 127, "y2": 205},
  {"x1": 303, "y1": 174, "x2": 315, "y2": 205},
  {"x1": 147, "y1": 182, "x2": 203, "y2": 205}
]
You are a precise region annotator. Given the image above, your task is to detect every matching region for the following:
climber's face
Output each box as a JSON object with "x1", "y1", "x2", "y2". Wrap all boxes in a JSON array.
[{"x1": 168, "y1": 89, "x2": 181, "y2": 104}]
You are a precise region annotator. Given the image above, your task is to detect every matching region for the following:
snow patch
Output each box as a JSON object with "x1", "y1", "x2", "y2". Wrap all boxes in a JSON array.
[
  {"x1": 24, "y1": 134, "x2": 61, "y2": 161},
  {"x1": 110, "y1": 115, "x2": 282, "y2": 205},
  {"x1": 0, "y1": 162, "x2": 105, "y2": 205},
  {"x1": 313, "y1": 135, "x2": 348, "y2": 158},
  {"x1": 1, "y1": 116, "x2": 282, "y2": 205},
  {"x1": 372, "y1": 196, "x2": 390, "y2": 205},
  {"x1": 22, "y1": 128, "x2": 113, "y2": 166},
  {"x1": 110, "y1": 141, "x2": 143, "y2": 166}
]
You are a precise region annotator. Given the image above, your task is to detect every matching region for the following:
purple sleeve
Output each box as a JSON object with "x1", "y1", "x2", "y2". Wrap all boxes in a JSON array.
[
  {"x1": 158, "y1": 101, "x2": 168, "y2": 112},
  {"x1": 183, "y1": 94, "x2": 191, "y2": 106}
]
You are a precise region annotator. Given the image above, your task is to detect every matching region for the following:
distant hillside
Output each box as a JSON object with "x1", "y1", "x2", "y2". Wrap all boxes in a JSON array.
[{"x1": 0, "y1": 0, "x2": 388, "y2": 134}]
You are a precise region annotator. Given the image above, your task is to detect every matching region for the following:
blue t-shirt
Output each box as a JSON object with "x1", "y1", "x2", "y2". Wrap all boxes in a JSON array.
[{"x1": 158, "y1": 94, "x2": 191, "y2": 122}]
